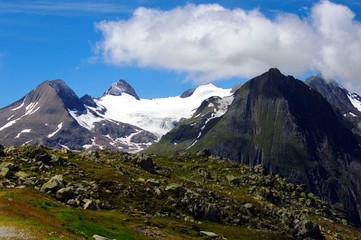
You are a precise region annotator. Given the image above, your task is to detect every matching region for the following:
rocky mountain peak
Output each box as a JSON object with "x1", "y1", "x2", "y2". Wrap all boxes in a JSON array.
[
  {"x1": 305, "y1": 75, "x2": 361, "y2": 117},
  {"x1": 180, "y1": 88, "x2": 196, "y2": 98},
  {"x1": 104, "y1": 79, "x2": 140, "y2": 100},
  {"x1": 44, "y1": 79, "x2": 86, "y2": 112}
]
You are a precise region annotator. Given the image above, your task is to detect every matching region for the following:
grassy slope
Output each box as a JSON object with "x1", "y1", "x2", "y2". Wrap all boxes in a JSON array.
[{"x1": 0, "y1": 145, "x2": 360, "y2": 239}]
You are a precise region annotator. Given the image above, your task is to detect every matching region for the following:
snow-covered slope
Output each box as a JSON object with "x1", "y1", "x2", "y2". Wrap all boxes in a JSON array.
[
  {"x1": 95, "y1": 83, "x2": 232, "y2": 137},
  {"x1": 348, "y1": 92, "x2": 361, "y2": 112}
]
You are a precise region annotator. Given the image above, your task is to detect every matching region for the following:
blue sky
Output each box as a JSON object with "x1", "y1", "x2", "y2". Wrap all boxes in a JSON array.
[{"x1": 0, "y1": 0, "x2": 361, "y2": 108}]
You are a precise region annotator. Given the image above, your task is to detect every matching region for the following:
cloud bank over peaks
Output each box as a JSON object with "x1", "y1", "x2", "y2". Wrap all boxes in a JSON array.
[{"x1": 94, "y1": 0, "x2": 361, "y2": 90}]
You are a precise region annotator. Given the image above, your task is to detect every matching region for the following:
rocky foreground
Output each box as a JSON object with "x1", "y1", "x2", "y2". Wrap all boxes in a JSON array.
[{"x1": 0, "y1": 145, "x2": 360, "y2": 239}]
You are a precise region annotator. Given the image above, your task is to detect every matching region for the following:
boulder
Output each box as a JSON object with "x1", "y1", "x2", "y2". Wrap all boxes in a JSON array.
[
  {"x1": 84, "y1": 200, "x2": 99, "y2": 210},
  {"x1": 295, "y1": 220, "x2": 323, "y2": 240},
  {"x1": 93, "y1": 235, "x2": 111, "y2": 240},
  {"x1": 67, "y1": 198, "x2": 80, "y2": 207},
  {"x1": 154, "y1": 187, "x2": 165, "y2": 199},
  {"x1": 0, "y1": 162, "x2": 16, "y2": 171},
  {"x1": 199, "y1": 231, "x2": 218, "y2": 238},
  {"x1": 14, "y1": 171, "x2": 29, "y2": 179},
  {"x1": 226, "y1": 175, "x2": 241, "y2": 186},
  {"x1": 165, "y1": 184, "x2": 186, "y2": 197},
  {"x1": 28, "y1": 146, "x2": 52, "y2": 165},
  {"x1": 41, "y1": 175, "x2": 64, "y2": 192},
  {"x1": 0, "y1": 168, "x2": 11, "y2": 178},
  {"x1": 56, "y1": 187, "x2": 75, "y2": 201},
  {"x1": 136, "y1": 155, "x2": 156, "y2": 173}
]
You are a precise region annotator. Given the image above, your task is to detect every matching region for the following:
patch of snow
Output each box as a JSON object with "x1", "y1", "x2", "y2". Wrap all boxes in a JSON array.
[
  {"x1": 69, "y1": 108, "x2": 103, "y2": 130},
  {"x1": 48, "y1": 122, "x2": 63, "y2": 138},
  {"x1": 348, "y1": 93, "x2": 361, "y2": 112},
  {"x1": 1, "y1": 101, "x2": 45, "y2": 132},
  {"x1": 0, "y1": 117, "x2": 21, "y2": 131},
  {"x1": 97, "y1": 83, "x2": 232, "y2": 137},
  {"x1": 83, "y1": 137, "x2": 104, "y2": 150},
  {"x1": 60, "y1": 144, "x2": 71, "y2": 150},
  {"x1": 7, "y1": 114, "x2": 15, "y2": 121},
  {"x1": 15, "y1": 129, "x2": 31, "y2": 138},
  {"x1": 25, "y1": 102, "x2": 40, "y2": 115},
  {"x1": 11, "y1": 97, "x2": 26, "y2": 111}
]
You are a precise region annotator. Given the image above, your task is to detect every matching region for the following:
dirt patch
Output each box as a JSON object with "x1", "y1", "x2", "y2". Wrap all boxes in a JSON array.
[{"x1": 0, "y1": 227, "x2": 31, "y2": 239}]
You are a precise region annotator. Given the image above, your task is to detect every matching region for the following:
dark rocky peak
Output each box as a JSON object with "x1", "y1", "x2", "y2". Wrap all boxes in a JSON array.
[
  {"x1": 80, "y1": 94, "x2": 97, "y2": 108},
  {"x1": 104, "y1": 79, "x2": 140, "y2": 100},
  {"x1": 180, "y1": 88, "x2": 196, "y2": 98},
  {"x1": 45, "y1": 80, "x2": 85, "y2": 112},
  {"x1": 238, "y1": 68, "x2": 299, "y2": 99},
  {"x1": 305, "y1": 75, "x2": 360, "y2": 117},
  {"x1": 305, "y1": 75, "x2": 339, "y2": 88}
]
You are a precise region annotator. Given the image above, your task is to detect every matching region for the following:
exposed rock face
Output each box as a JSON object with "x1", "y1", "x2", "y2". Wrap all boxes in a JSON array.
[
  {"x1": 305, "y1": 76, "x2": 361, "y2": 137},
  {"x1": 103, "y1": 79, "x2": 140, "y2": 100},
  {"x1": 149, "y1": 68, "x2": 361, "y2": 226},
  {"x1": 0, "y1": 79, "x2": 157, "y2": 152},
  {"x1": 305, "y1": 76, "x2": 360, "y2": 116},
  {"x1": 180, "y1": 88, "x2": 196, "y2": 98}
]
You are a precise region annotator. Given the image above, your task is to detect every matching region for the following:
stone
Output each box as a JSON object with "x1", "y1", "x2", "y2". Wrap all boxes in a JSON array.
[
  {"x1": 197, "y1": 149, "x2": 211, "y2": 157},
  {"x1": 56, "y1": 187, "x2": 75, "y2": 201},
  {"x1": 137, "y1": 178, "x2": 145, "y2": 183},
  {"x1": 84, "y1": 200, "x2": 99, "y2": 210},
  {"x1": 14, "y1": 171, "x2": 29, "y2": 179},
  {"x1": 200, "y1": 231, "x2": 218, "y2": 238},
  {"x1": 136, "y1": 155, "x2": 156, "y2": 173},
  {"x1": 226, "y1": 175, "x2": 241, "y2": 186},
  {"x1": 67, "y1": 199, "x2": 80, "y2": 207},
  {"x1": 295, "y1": 220, "x2": 323, "y2": 240},
  {"x1": 165, "y1": 184, "x2": 186, "y2": 197},
  {"x1": 41, "y1": 175, "x2": 64, "y2": 192},
  {"x1": 0, "y1": 162, "x2": 16, "y2": 171},
  {"x1": 146, "y1": 178, "x2": 160, "y2": 186},
  {"x1": 0, "y1": 168, "x2": 11, "y2": 178},
  {"x1": 154, "y1": 187, "x2": 165, "y2": 199},
  {"x1": 93, "y1": 235, "x2": 112, "y2": 240},
  {"x1": 4, "y1": 146, "x2": 17, "y2": 155}
]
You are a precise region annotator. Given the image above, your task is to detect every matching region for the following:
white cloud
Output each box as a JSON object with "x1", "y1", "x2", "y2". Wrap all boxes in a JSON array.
[{"x1": 95, "y1": 1, "x2": 361, "y2": 91}]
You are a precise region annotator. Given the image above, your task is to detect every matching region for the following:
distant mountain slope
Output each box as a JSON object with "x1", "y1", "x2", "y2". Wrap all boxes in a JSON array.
[
  {"x1": 0, "y1": 79, "x2": 231, "y2": 152},
  {"x1": 0, "y1": 80, "x2": 157, "y2": 152},
  {"x1": 95, "y1": 83, "x2": 232, "y2": 136},
  {"x1": 305, "y1": 76, "x2": 361, "y2": 137},
  {"x1": 147, "y1": 69, "x2": 361, "y2": 226}
]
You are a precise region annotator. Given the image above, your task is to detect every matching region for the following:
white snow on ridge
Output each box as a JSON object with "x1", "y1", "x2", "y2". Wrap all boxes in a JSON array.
[
  {"x1": 83, "y1": 137, "x2": 104, "y2": 150},
  {"x1": 348, "y1": 93, "x2": 361, "y2": 112},
  {"x1": 96, "y1": 83, "x2": 232, "y2": 137},
  {"x1": 11, "y1": 97, "x2": 26, "y2": 111},
  {"x1": 69, "y1": 109, "x2": 102, "y2": 130},
  {"x1": 0, "y1": 117, "x2": 21, "y2": 132},
  {"x1": 25, "y1": 102, "x2": 40, "y2": 115},
  {"x1": 187, "y1": 95, "x2": 234, "y2": 150},
  {"x1": 15, "y1": 129, "x2": 31, "y2": 139},
  {"x1": 48, "y1": 122, "x2": 63, "y2": 138}
]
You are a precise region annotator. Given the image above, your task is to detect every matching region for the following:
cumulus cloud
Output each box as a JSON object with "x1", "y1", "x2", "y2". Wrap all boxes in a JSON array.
[{"x1": 94, "y1": 0, "x2": 361, "y2": 90}]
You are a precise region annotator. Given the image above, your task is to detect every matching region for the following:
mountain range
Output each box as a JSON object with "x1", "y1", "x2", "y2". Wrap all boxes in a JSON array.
[
  {"x1": 0, "y1": 79, "x2": 231, "y2": 152},
  {"x1": 1, "y1": 68, "x2": 361, "y2": 227}
]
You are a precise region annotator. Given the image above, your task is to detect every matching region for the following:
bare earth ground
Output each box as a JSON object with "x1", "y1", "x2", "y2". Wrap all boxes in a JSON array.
[{"x1": 0, "y1": 227, "x2": 30, "y2": 239}]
